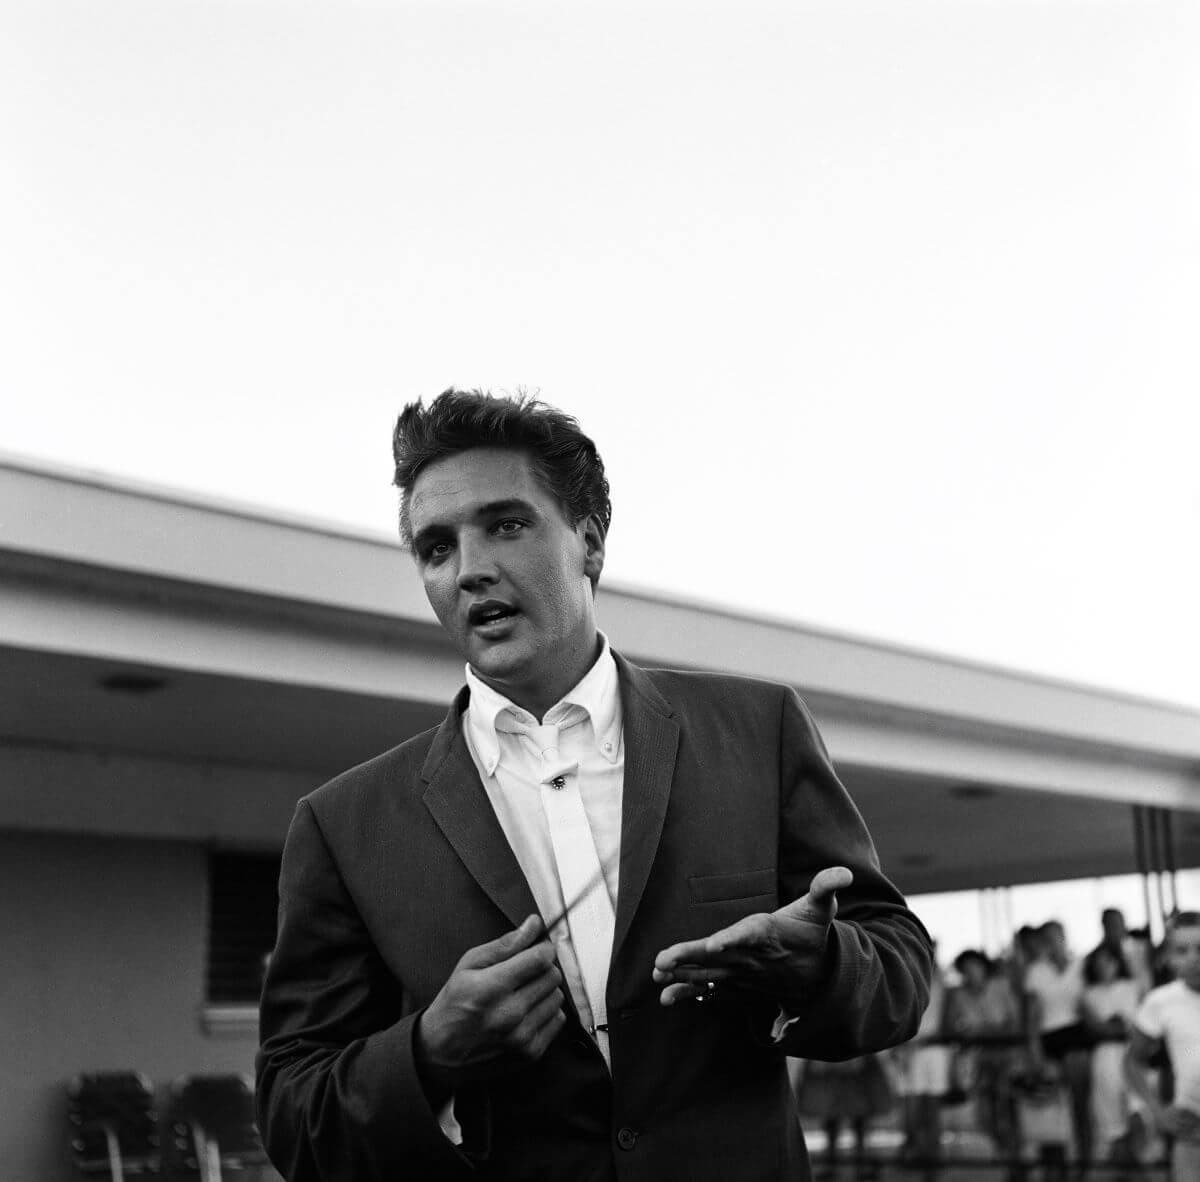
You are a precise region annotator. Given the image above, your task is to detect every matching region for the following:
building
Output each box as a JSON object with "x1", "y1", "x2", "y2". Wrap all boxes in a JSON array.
[{"x1": 4, "y1": 454, "x2": 1199, "y2": 1179}]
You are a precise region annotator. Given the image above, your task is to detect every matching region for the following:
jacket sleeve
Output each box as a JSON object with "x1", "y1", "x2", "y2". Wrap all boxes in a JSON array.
[
  {"x1": 767, "y1": 687, "x2": 934, "y2": 1059},
  {"x1": 255, "y1": 799, "x2": 480, "y2": 1182}
]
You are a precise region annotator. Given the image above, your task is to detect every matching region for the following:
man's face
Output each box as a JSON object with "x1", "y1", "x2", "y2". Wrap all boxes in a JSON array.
[
  {"x1": 407, "y1": 447, "x2": 604, "y2": 712},
  {"x1": 1167, "y1": 925, "x2": 1200, "y2": 991}
]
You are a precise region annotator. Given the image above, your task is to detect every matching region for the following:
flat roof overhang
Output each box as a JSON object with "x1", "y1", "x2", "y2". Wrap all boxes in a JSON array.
[{"x1": 2, "y1": 455, "x2": 1199, "y2": 894}]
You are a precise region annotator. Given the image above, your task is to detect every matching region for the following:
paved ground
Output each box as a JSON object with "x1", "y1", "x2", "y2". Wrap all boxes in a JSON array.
[{"x1": 805, "y1": 1160, "x2": 1170, "y2": 1181}]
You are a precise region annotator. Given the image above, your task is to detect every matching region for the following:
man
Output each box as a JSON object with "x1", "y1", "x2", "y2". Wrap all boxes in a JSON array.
[
  {"x1": 1125, "y1": 912, "x2": 1200, "y2": 1181},
  {"x1": 256, "y1": 390, "x2": 933, "y2": 1181}
]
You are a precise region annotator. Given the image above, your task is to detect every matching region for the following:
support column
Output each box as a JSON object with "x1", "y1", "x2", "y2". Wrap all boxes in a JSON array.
[
  {"x1": 1162, "y1": 809, "x2": 1179, "y2": 917},
  {"x1": 1134, "y1": 804, "x2": 1153, "y2": 937}
]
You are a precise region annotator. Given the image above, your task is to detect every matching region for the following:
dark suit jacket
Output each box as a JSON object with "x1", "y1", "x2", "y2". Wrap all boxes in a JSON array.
[{"x1": 256, "y1": 655, "x2": 932, "y2": 1182}]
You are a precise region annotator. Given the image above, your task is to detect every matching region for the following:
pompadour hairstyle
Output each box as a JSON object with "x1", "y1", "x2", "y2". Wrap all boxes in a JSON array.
[{"x1": 392, "y1": 388, "x2": 612, "y2": 547}]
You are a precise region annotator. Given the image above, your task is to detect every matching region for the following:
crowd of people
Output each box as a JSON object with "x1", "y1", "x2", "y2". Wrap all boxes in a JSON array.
[{"x1": 791, "y1": 907, "x2": 1200, "y2": 1180}]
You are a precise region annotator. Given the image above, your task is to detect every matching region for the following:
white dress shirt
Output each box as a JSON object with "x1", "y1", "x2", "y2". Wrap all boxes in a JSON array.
[
  {"x1": 436, "y1": 636, "x2": 623, "y2": 1143},
  {"x1": 463, "y1": 635, "x2": 624, "y2": 1062}
]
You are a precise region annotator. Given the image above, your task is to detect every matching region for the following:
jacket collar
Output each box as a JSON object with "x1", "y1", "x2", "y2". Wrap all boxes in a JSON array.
[{"x1": 463, "y1": 634, "x2": 622, "y2": 776}]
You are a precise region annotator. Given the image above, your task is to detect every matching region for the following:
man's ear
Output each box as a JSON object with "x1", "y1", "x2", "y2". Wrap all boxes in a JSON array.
[{"x1": 581, "y1": 515, "x2": 606, "y2": 584}]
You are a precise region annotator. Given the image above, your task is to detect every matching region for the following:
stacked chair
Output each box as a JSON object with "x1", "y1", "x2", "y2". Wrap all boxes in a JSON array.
[
  {"x1": 67, "y1": 1072, "x2": 161, "y2": 1181},
  {"x1": 68, "y1": 1072, "x2": 271, "y2": 1181},
  {"x1": 165, "y1": 1074, "x2": 268, "y2": 1182}
]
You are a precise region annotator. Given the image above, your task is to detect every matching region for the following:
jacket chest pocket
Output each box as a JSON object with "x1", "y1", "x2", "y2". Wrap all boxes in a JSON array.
[{"x1": 688, "y1": 867, "x2": 776, "y2": 906}]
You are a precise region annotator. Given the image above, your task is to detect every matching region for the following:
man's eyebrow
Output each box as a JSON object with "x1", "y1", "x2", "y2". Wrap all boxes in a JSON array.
[
  {"x1": 410, "y1": 499, "x2": 539, "y2": 550},
  {"x1": 475, "y1": 498, "x2": 538, "y2": 518}
]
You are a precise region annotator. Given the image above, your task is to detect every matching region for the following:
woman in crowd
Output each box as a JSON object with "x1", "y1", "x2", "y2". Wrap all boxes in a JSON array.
[
  {"x1": 794, "y1": 1054, "x2": 893, "y2": 1180},
  {"x1": 944, "y1": 949, "x2": 1023, "y2": 1169},
  {"x1": 894, "y1": 954, "x2": 950, "y2": 1178},
  {"x1": 1024, "y1": 919, "x2": 1093, "y2": 1166},
  {"x1": 1081, "y1": 944, "x2": 1140, "y2": 1164}
]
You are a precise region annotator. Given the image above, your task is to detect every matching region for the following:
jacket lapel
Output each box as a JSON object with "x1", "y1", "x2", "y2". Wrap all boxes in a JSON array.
[
  {"x1": 420, "y1": 689, "x2": 540, "y2": 931},
  {"x1": 420, "y1": 661, "x2": 682, "y2": 994},
  {"x1": 611, "y1": 654, "x2": 680, "y2": 961}
]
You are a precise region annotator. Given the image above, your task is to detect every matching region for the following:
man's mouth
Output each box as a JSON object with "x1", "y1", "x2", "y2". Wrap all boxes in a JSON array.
[{"x1": 467, "y1": 602, "x2": 520, "y2": 631}]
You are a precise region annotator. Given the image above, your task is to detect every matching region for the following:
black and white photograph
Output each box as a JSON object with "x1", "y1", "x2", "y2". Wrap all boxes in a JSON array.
[{"x1": 3, "y1": 1, "x2": 1199, "y2": 1179}]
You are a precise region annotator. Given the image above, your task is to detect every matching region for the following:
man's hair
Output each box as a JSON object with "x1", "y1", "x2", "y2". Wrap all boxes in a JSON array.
[{"x1": 392, "y1": 389, "x2": 612, "y2": 548}]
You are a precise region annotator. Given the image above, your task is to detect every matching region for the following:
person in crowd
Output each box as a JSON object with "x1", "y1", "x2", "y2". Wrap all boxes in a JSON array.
[
  {"x1": 1126, "y1": 911, "x2": 1200, "y2": 1182},
  {"x1": 1024, "y1": 919, "x2": 1093, "y2": 1167},
  {"x1": 1153, "y1": 922, "x2": 1180, "y2": 988},
  {"x1": 1125, "y1": 924, "x2": 1157, "y2": 996},
  {"x1": 255, "y1": 389, "x2": 933, "y2": 1182},
  {"x1": 794, "y1": 1054, "x2": 893, "y2": 1181},
  {"x1": 893, "y1": 949, "x2": 949, "y2": 1177},
  {"x1": 944, "y1": 949, "x2": 1022, "y2": 1170},
  {"x1": 1091, "y1": 908, "x2": 1153, "y2": 998},
  {"x1": 1011, "y1": 925, "x2": 1044, "y2": 1031},
  {"x1": 1081, "y1": 944, "x2": 1140, "y2": 1164}
]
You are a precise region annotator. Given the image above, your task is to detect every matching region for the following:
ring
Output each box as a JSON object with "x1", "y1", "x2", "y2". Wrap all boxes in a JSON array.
[{"x1": 695, "y1": 980, "x2": 717, "y2": 1002}]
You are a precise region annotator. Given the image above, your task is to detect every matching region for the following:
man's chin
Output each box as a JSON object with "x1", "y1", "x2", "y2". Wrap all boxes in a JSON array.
[{"x1": 467, "y1": 638, "x2": 531, "y2": 684}]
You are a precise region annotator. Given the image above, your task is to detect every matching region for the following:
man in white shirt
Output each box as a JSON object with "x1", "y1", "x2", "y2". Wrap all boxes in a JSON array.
[
  {"x1": 1126, "y1": 912, "x2": 1200, "y2": 1181},
  {"x1": 256, "y1": 389, "x2": 933, "y2": 1182}
]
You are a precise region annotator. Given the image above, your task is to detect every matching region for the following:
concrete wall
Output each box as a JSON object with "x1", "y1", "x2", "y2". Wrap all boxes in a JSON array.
[{"x1": 1, "y1": 831, "x2": 263, "y2": 1181}]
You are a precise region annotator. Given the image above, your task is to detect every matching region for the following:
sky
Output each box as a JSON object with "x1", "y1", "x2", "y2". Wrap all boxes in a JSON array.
[{"x1": 3, "y1": 0, "x2": 1198, "y2": 708}]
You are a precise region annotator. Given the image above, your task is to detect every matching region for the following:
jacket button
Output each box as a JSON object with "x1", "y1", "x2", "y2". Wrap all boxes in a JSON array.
[{"x1": 616, "y1": 1127, "x2": 638, "y2": 1150}]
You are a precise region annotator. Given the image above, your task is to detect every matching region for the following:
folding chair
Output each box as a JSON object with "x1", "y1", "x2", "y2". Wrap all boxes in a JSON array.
[
  {"x1": 166, "y1": 1074, "x2": 266, "y2": 1182},
  {"x1": 67, "y1": 1071, "x2": 161, "y2": 1181}
]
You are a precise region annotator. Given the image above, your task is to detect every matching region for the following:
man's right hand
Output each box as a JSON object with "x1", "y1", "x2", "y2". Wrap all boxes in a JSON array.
[{"x1": 414, "y1": 915, "x2": 566, "y2": 1103}]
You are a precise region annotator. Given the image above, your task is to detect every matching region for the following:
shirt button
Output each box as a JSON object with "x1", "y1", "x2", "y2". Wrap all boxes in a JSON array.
[
  {"x1": 616, "y1": 1127, "x2": 638, "y2": 1151},
  {"x1": 602, "y1": 741, "x2": 612, "y2": 752}
]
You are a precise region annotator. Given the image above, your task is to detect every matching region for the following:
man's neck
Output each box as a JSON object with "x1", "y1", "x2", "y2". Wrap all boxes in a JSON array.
[{"x1": 472, "y1": 633, "x2": 605, "y2": 722}]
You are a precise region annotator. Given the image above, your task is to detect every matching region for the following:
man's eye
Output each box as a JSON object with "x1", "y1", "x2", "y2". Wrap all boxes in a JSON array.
[
  {"x1": 495, "y1": 519, "x2": 525, "y2": 536},
  {"x1": 426, "y1": 541, "x2": 452, "y2": 561}
]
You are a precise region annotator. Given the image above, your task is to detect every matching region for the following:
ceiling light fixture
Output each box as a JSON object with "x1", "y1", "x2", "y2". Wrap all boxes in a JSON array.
[
  {"x1": 99, "y1": 672, "x2": 168, "y2": 694},
  {"x1": 949, "y1": 783, "x2": 997, "y2": 801}
]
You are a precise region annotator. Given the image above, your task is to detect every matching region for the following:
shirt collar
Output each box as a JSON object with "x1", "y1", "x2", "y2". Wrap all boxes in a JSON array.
[{"x1": 464, "y1": 634, "x2": 622, "y2": 776}]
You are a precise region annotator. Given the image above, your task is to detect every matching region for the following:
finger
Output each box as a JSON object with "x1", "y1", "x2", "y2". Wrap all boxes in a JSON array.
[
  {"x1": 487, "y1": 975, "x2": 565, "y2": 1036},
  {"x1": 654, "y1": 964, "x2": 735, "y2": 985},
  {"x1": 659, "y1": 980, "x2": 712, "y2": 1006},
  {"x1": 654, "y1": 915, "x2": 768, "y2": 973},
  {"x1": 509, "y1": 962, "x2": 565, "y2": 1011},
  {"x1": 520, "y1": 985, "x2": 567, "y2": 1035},
  {"x1": 478, "y1": 940, "x2": 559, "y2": 993},
  {"x1": 504, "y1": 985, "x2": 566, "y2": 1053},
  {"x1": 460, "y1": 915, "x2": 546, "y2": 969},
  {"x1": 809, "y1": 865, "x2": 853, "y2": 908},
  {"x1": 783, "y1": 866, "x2": 853, "y2": 923},
  {"x1": 654, "y1": 938, "x2": 709, "y2": 974},
  {"x1": 521, "y1": 1003, "x2": 568, "y2": 1061}
]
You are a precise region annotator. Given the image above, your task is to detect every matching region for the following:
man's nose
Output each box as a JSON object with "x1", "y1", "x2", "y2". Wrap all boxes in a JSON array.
[{"x1": 456, "y1": 537, "x2": 499, "y2": 590}]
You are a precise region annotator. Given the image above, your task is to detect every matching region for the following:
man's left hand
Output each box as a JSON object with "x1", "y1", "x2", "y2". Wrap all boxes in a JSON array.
[{"x1": 652, "y1": 866, "x2": 853, "y2": 1006}]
